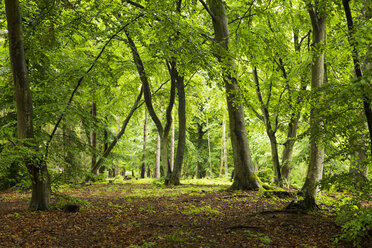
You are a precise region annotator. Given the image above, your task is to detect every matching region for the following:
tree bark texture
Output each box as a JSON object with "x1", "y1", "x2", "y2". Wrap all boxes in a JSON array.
[
  {"x1": 206, "y1": 0, "x2": 260, "y2": 190},
  {"x1": 5, "y1": 0, "x2": 50, "y2": 210},
  {"x1": 302, "y1": 3, "x2": 326, "y2": 207}
]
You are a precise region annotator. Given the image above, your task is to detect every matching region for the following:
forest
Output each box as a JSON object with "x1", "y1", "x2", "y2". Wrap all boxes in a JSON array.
[{"x1": 0, "y1": 0, "x2": 371, "y2": 247}]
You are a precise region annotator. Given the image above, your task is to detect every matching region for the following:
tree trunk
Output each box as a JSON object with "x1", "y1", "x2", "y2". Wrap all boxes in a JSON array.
[
  {"x1": 206, "y1": 116, "x2": 213, "y2": 178},
  {"x1": 155, "y1": 133, "x2": 161, "y2": 179},
  {"x1": 281, "y1": 111, "x2": 301, "y2": 186},
  {"x1": 125, "y1": 30, "x2": 175, "y2": 181},
  {"x1": 196, "y1": 122, "x2": 206, "y2": 179},
  {"x1": 141, "y1": 110, "x2": 148, "y2": 178},
  {"x1": 91, "y1": 101, "x2": 98, "y2": 174},
  {"x1": 5, "y1": 0, "x2": 50, "y2": 210},
  {"x1": 301, "y1": 3, "x2": 326, "y2": 209},
  {"x1": 253, "y1": 67, "x2": 281, "y2": 184},
  {"x1": 62, "y1": 124, "x2": 77, "y2": 178},
  {"x1": 170, "y1": 115, "x2": 175, "y2": 172},
  {"x1": 169, "y1": 64, "x2": 186, "y2": 185},
  {"x1": 206, "y1": 0, "x2": 260, "y2": 190},
  {"x1": 342, "y1": 0, "x2": 372, "y2": 157},
  {"x1": 219, "y1": 117, "x2": 227, "y2": 177}
]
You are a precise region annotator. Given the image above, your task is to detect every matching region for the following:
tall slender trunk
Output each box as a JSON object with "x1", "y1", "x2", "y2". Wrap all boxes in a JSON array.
[
  {"x1": 5, "y1": 0, "x2": 50, "y2": 210},
  {"x1": 206, "y1": 116, "x2": 213, "y2": 178},
  {"x1": 141, "y1": 110, "x2": 148, "y2": 178},
  {"x1": 219, "y1": 116, "x2": 228, "y2": 177},
  {"x1": 206, "y1": 0, "x2": 260, "y2": 190},
  {"x1": 170, "y1": 116, "x2": 175, "y2": 172},
  {"x1": 91, "y1": 101, "x2": 97, "y2": 174},
  {"x1": 253, "y1": 67, "x2": 281, "y2": 184},
  {"x1": 155, "y1": 133, "x2": 161, "y2": 179},
  {"x1": 301, "y1": 3, "x2": 326, "y2": 209},
  {"x1": 169, "y1": 65, "x2": 186, "y2": 185},
  {"x1": 196, "y1": 122, "x2": 206, "y2": 178}
]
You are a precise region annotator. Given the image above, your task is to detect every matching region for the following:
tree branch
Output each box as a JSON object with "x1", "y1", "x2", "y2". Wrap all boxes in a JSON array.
[
  {"x1": 44, "y1": 14, "x2": 144, "y2": 161},
  {"x1": 198, "y1": 0, "x2": 215, "y2": 20},
  {"x1": 91, "y1": 86, "x2": 143, "y2": 173}
]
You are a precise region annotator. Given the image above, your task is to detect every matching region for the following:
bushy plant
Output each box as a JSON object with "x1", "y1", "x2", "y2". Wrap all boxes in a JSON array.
[{"x1": 320, "y1": 173, "x2": 371, "y2": 247}]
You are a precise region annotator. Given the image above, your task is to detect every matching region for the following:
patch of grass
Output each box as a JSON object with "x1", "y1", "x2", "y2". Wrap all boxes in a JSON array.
[
  {"x1": 166, "y1": 234, "x2": 184, "y2": 242},
  {"x1": 182, "y1": 205, "x2": 222, "y2": 216},
  {"x1": 244, "y1": 230, "x2": 272, "y2": 247}
]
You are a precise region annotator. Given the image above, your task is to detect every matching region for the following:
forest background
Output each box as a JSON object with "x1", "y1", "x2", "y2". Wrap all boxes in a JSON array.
[{"x1": 0, "y1": 0, "x2": 371, "y2": 246}]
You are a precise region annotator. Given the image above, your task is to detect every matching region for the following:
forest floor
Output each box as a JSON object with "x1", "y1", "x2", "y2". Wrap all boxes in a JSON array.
[{"x1": 0, "y1": 179, "x2": 370, "y2": 248}]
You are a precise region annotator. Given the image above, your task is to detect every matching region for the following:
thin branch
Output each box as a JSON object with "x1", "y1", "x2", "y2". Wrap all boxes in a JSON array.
[
  {"x1": 198, "y1": 0, "x2": 215, "y2": 20},
  {"x1": 124, "y1": 0, "x2": 145, "y2": 9},
  {"x1": 91, "y1": 86, "x2": 143, "y2": 173},
  {"x1": 44, "y1": 14, "x2": 144, "y2": 161}
]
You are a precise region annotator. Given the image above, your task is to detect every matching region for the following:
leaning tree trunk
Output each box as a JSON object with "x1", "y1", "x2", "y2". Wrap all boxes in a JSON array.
[
  {"x1": 206, "y1": 0, "x2": 260, "y2": 190},
  {"x1": 301, "y1": 3, "x2": 326, "y2": 210},
  {"x1": 5, "y1": 0, "x2": 50, "y2": 210}
]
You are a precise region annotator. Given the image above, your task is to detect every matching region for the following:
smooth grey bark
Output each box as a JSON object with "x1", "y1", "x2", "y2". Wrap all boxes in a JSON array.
[
  {"x1": 5, "y1": 0, "x2": 50, "y2": 210},
  {"x1": 125, "y1": 30, "x2": 176, "y2": 180},
  {"x1": 205, "y1": 0, "x2": 260, "y2": 190},
  {"x1": 301, "y1": 2, "x2": 326, "y2": 209},
  {"x1": 253, "y1": 67, "x2": 282, "y2": 184}
]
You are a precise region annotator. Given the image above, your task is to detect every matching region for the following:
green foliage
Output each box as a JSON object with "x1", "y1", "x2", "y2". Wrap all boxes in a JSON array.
[{"x1": 319, "y1": 173, "x2": 372, "y2": 247}]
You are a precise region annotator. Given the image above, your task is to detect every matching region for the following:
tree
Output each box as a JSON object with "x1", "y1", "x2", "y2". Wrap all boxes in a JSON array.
[
  {"x1": 201, "y1": 0, "x2": 260, "y2": 190},
  {"x1": 301, "y1": 0, "x2": 327, "y2": 209},
  {"x1": 5, "y1": 0, "x2": 50, "y2": 210}
]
